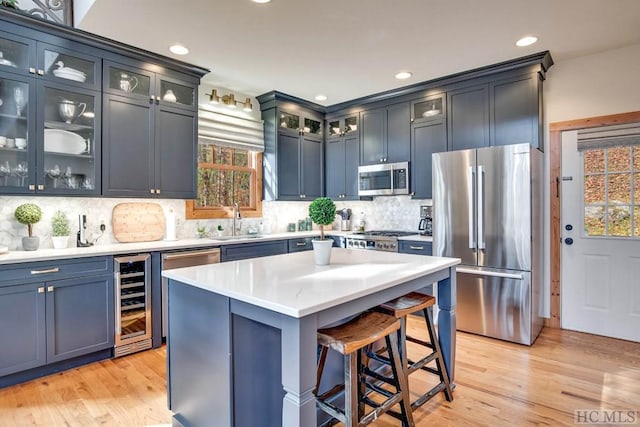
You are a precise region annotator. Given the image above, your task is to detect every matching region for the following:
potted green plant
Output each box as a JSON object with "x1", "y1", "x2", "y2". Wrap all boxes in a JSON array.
[
  {"x1": 216, "y1": 224, "x2": 224, "y2": 237},
  {"x1": 51, "y1": 210, "x2": 70, "y2": 249},
  {"x1": 15, "y1": 203, "x2": 42, "y2": 251},
  {"x1": 196, "y1": 222, "x2": 207, "y2": 238},
  {"x1": 308, "y1": 197, "x2": 336, "y2": 265}
]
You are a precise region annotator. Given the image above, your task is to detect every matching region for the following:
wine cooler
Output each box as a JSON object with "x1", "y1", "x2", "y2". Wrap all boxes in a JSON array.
[{"x1": 114, "y1": 254, "x2": 152, "y2": 357}]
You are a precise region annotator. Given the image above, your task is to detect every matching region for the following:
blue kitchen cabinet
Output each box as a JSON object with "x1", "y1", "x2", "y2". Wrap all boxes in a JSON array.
[
  {"x1": 287, "y1": 237, "x2": 316, "y2": 253},
  {"x1": 398, "y1": 240, "x2": 432, "y2": 256},
  {"x1": 410, "y1": 119, "x2": 447, "y2": 199},
  {"x1": 0, "y1": 257, "x2": 113, "y2": 385},
  {"x1": 221, "y1": 240, "x2": 288, "y2": 262},
  {"x1": 360, "y1": 102, "x2": 410, "y2": 165},
  {"x1": 447, "y1": 84, "x2": 489, "y2": 151},
  {"x1": 325, "y1": 113, "x2": 360, "y2": 200}
]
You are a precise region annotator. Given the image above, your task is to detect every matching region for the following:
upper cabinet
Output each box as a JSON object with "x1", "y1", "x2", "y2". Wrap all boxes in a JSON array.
[
  {"x1": 0, "y1": 12, "x2": 208, "y2": 198},
  {"x1": 258, "y1": 92, "x2": 324, "y2": 201},
  {"x1": 102, "y1": 61, "x2": 198, "y2": 198},
  {"x1": 447, "y1": 84, "x2": 489, "y2": 151},
  {"x1": 411, "y1": 93, "x2": 445, "y2": 124},
  {"x1": 489, "y1": 74, "x2": 542, "y2": 150},
  {"x1": 360, "y1": 102, "x2": 410, "y2": 165},
  {"x1": 0, "y1": 32, "x2": 102, "y2": 196},
  {"x1": 325, "y1": 114, "x2": 359, "y2": 200}
]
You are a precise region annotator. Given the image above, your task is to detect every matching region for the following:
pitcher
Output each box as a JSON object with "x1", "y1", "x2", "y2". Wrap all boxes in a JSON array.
[{"x1": 118, "y1": 73, "x2": 138, "y2": 93}]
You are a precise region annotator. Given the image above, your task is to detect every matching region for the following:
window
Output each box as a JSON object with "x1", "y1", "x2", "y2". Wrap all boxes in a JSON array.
[
  {"x1": 185, "y1": 144, "x2": 262, "y2": 219},
  {"x1": 583, "y1": 145, "x2": 640, "y2": 237}
]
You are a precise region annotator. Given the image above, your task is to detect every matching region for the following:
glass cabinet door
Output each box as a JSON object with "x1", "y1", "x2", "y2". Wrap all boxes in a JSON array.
[
  {"x1": 303, "y1": 117, "x2": 322, "y2": 137},
  {"x1": 159, "y1": 78, "x2": 195, "y2": 109},
  {"x1": 0, "y1": 32, "x2": 34, "y2": 76},
  {"x1": 327, "y1": 115, "x2": 358, "y2": 138},
  {"x1": 0, "y1": 73, "x2": 35, "y2": 193},
  {"x1": 39, "y1": 43, "x2": 99, "y2": 89},
  {"x1": 278, "y1": 110, "x2": 300, "y2": 135},
  {"x1": 344, "y1": 115, "x2": 358, "y2": 135},
  {"x1": 40, "y1": 83, "x2": 98, "y2": 195},
  {"x1": 105, "y1": 63, "x2": 152, "y2": 99},
  {"x1": 412, "y1": 94, "x2": 445, "y2": 123}
]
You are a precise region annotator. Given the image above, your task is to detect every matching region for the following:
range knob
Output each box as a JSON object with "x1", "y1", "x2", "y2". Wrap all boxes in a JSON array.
[{"x1": 360, "y1": 241, "x2": 366, "y2": 248}]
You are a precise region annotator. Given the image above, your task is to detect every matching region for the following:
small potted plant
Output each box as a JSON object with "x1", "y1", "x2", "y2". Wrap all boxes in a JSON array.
[
  {"x1": 216, "y1": 224, "x2": 224, "y2": 237},
  {"x1": 196, "y1": 222, "x2": 207, "y2": 238},
  {"x1": 15, "y1": 203, "x2": 42, "y2": 251},
  {"x1": 308, "y1": 197, "x2": 336, "y2": 265},
  {"x1": 51, "y1": 210, "x2": 70, "y2": 249}
]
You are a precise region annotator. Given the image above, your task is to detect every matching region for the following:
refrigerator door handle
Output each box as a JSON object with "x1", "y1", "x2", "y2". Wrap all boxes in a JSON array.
[
  {"x1": 467, "y1": 166, "x2": 476, "y2": 249},
  {"x1": 457, "y1": 267, "x2": 524, "y2": 280},
  {"x1": 477, "y1": 165, "x2": 485, "y2": 250}
]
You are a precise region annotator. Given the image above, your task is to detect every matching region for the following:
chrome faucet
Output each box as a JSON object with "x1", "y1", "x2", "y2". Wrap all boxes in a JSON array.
[{"x1": 232, "y1": 202, "x2": 242, "y2": 236}]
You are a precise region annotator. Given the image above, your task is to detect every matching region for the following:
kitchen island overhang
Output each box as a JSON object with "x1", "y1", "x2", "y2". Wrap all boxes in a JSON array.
[{"x1": 163, "y1": 248, "x2": 460, "y2": 427}]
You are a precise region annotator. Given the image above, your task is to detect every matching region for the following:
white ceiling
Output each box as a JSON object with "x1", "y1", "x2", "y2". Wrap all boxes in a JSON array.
[{"x1": 78, "y1": 0, "x2": 640, "y2": 106}]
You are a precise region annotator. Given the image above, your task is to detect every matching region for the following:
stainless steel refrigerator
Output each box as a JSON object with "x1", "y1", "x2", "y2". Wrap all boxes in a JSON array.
[{"x1": 432, "y1": 143, "x2": 543, "y2": 345}]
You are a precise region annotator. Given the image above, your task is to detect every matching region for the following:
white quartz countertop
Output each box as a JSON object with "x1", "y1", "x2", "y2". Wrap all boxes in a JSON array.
[
  {"x1": 398, "y1": 234, "x2": 433, "y2": 242},
  {"x1": 0, "y1": 231, "x2": 349, "y2": 265},
  {"x1": 162, "y1": 248, "x2": 460, "y2": 318}
]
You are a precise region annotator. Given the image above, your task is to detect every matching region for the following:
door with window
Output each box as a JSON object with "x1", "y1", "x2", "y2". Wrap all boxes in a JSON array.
[{"x1": 561, "y1": 128, "x2": 640, "y2": 342}]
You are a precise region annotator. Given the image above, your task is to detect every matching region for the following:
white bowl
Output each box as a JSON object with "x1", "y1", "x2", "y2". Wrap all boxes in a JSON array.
[{"x1": 44, "y1": 129, "x2": 87, "y2": 154}]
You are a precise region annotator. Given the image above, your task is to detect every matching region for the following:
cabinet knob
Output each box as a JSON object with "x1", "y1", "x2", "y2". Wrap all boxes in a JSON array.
[
  {"x1": 28, "y1": 184, "x2": 35, "y2": 191},
  {"x1": 156, "y1": 188, "x2": 161, "y2": 194},
  {"x1": 47, "y1": 286, "x2": 54, "y2": 292},
  {"x1": 37, "y1": 69, "x2": 44, "y2": 76},
  {"x1": 37, "y1": 184, "x2": 44, "y2": 190},
  {"x1": 150, "y1": 96, "x2": 155, "y2": 103},
  {"x1": 150, "y1": 189, "x2": 156, "y2": 194},
  {"x1": 38, "y1": 287, "x2": 45, "y2": 293},
  {"x1": 411, "y1": 117, "x2": 415, "y2": 122},
  {"x1": 29, "y1": 67, "x2": 36, "y2": 74}
]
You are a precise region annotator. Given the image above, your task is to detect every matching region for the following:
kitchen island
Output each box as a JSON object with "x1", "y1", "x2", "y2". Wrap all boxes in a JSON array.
[{"x1": 163, "y1": 248, "x2": 459, "y2": 427}]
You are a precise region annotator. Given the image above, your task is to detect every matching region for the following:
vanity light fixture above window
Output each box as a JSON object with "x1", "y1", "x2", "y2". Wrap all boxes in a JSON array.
[
  {"x1": 208, "y1": 89, "x2": 253, "y2": 112},
  {"x1": 516, "y1": 36, "x2": 538, "y2": 47},
  {"x1": 169, "y1": 44, "x2": 189, "y2": 55},
  {"x1": 395, "y1": 71, "x2": 412, "y2": 80}
]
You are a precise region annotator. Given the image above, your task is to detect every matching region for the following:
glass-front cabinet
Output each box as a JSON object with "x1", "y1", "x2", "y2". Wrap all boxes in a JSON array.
[
  {"x1": 0, "y1": 32, "x2": 101, "y2": 195},
  {"x1": 411, "y1": 93, "x2": 446, "y2": 124},
  {"x1": 278, "y1": 108, "x2": 322, "y2": 139},
  {"x1": 327, "y1": 114, "x2": 358, "y2": 138},
  {"x1": 105, "y1": 62, "x2": 196, "y2": 110}
]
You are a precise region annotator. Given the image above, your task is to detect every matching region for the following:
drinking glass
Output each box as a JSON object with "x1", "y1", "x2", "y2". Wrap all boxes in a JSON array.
[
  {"x1": 46, "y1": 164, "x2": 61, "y2": 188},
  {"x1": 0, "y1": 161, "x2": 11, "y2": 186},
  {"x1": 13, "y1": 162, "x2": 28, "y2": 187},
  {"x1": 13, "y1": 86, "x2": 26, "y2": 116},
  {"x1": 62, "y1": 166, "x2": 73, "y2": 188}
]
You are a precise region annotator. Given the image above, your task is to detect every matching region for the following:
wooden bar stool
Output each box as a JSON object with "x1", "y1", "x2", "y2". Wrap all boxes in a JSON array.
[
  {"x1": 374, "y1": 292, "x2": 453, "y2": 410},
  {"x1": 315, "y1": 311, "x2": 415, "y2": 427}
]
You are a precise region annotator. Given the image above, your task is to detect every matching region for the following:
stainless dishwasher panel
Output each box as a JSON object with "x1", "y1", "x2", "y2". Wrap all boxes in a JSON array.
[
  {"x1": 161, "y1": 248, "x2": 221, "y2": 337},
  {"x1": 456, "y1": 267, "x2": 535, "y2": 345}
]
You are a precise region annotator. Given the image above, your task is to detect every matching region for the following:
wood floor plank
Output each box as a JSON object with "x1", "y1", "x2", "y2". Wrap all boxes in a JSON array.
[{"x1": 0, "y1": 322, "x2": 638, "y2": 426}]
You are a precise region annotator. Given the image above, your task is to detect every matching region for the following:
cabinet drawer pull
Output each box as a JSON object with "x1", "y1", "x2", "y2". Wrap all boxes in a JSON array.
[
  {"x1": 296, "y1": 242, "x2": 307, "y2": 246},
  {"x1": 38, "y1": 287, "x2": 45, "y2": 293},
  {"x1": 47, "y1": 286, "x2": 54, "y2": 292},
  {"x1": 31, "y1": 267, "x2": 59, "y2": 275},
  {"x1": 409, "y1": 245, "x2": 424, "y2": 250}
]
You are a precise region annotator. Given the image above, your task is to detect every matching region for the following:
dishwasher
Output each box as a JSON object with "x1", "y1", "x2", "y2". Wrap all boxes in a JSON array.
[{"x1": 161, "y1": 248, "x2": 221, "y2": 337}]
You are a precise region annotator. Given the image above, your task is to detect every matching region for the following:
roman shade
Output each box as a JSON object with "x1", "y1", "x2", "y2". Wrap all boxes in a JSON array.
[
  {"x1": 198, "y1": 104, "x2": 264, "y2": 152},
  {"x1": 577, "y1": 122, "x2": 640, "y2": 151}
]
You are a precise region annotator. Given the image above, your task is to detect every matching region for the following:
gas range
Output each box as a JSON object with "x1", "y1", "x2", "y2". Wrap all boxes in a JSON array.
[{"x1": 344, "y1": 230, "x2": 416, "y2": 252}]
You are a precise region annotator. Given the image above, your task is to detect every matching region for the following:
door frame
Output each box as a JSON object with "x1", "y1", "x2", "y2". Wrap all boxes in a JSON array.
[{"x1": 547, "y1": 110, "x2": 640, "y2": 328}]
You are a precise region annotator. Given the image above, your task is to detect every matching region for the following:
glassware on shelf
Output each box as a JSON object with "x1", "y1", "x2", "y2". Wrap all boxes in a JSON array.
[
  {"x1": 62, "y1": 166, "x2": 72, "y2": 188},
  {"x1": 46, "y1": 164, "x2": 61, "y2": 188},
  {"x1": 13, "y1": 162, "x2": 28, "y2": 186},
  {"x1": 0, "y1": 161, "x2": 11, "y2": 186},
  {"x1": 13, "y1": 87, "x2": 26, "y2": 117}
]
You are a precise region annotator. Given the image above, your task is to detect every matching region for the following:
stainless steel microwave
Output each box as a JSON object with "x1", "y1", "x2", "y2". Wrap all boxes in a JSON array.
[{"x1": 358, "y1": 161, "x2": 409, "y2": 196}]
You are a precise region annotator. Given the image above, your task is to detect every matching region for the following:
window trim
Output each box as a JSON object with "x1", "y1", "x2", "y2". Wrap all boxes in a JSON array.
[{"x1": 185, "y1": 151, "x2": 263, "y2": 219}]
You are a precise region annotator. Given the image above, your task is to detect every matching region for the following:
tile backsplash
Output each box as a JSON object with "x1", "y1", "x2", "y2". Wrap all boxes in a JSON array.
[{"x1": 0, "y1": 195, "x2": 430, "y2": 250}]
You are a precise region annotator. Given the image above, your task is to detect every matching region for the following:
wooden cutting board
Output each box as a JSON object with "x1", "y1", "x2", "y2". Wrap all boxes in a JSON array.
[{"x1": 112, "y1": 202, "x2": 166, "y2": 243}]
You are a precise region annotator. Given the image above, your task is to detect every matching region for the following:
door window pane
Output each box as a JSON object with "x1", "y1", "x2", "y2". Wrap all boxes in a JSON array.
[{"x1": 583, "y1": 146, "x2": 639, "y2": 238}]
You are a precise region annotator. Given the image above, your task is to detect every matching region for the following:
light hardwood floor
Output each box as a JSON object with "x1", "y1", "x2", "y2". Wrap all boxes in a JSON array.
[{"x1": 1, "y1": 318, "x2": 639, "y2": 426}]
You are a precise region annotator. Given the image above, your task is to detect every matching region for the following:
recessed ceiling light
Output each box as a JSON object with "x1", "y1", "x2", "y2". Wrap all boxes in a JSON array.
[
  {"x1": 395, "y1": 71, "x2": 413, "y2": 80},
  {"x1": 516, "y1": 36, "x2": 538, "y2": 47},
  {"x1": 252, "y1": 0, "x2": 271, "y2": 3},
  {"x1": 315, "y1": 94, "x2": 327, "y2": 101},
  {"x1": 169, "y1": 44, "x2": 189, "y2": 55}
]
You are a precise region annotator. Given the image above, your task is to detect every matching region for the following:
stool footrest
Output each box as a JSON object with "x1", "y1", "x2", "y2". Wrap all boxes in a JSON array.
[
  {"x1": 406, "y1": 335, "x2": 433, "y2": 348},
  {"x1": 316, "y1": 398, "x2": 347, "y2": 424},
  {"x1": 360, "y1": 394, "x2": 404, "y2": 425},
  {"x1": 317, "y1": 384, "x2": 345, "y2": 401},
  {"x1": 412, "y1": 382, "x2": 449, "y2": 409},
  {"x1": 407, "y1": 351, "x2": 438, "y2": 374}
]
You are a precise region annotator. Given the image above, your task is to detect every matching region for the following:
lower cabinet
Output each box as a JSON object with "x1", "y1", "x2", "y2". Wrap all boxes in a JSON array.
[
  {"x1": 398, "y1": 240, "x2": 432, "y2": 256},
  {"x1": 221, "y1": 240, "x2": 288, "y2": 262},
  {"x1": 0, "y1": 257, "x2": 114, "y2": 379}
]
